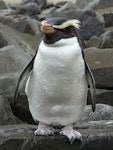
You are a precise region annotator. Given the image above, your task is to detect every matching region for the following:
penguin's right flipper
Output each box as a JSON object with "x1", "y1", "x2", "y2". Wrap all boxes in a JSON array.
[{"x1": 14, "y1": 55, "x2": 36, "y2": 104}]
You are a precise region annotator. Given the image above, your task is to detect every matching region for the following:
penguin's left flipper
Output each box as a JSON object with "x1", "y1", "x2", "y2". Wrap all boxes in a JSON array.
[
  {"x1": 85, "y1": 62, "x2": 96, "y2": 112},
  {"x1": 14, "y1": 55, "x2": 36, "y2": 104}
]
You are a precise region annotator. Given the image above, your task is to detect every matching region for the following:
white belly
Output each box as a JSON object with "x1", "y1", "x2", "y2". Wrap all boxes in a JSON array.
[{"x1": 25, "y1": 37, "x2": 87, "y2": 125}]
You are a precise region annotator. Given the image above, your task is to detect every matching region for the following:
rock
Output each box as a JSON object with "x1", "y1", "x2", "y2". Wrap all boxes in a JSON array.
[
  {"x1": 96, "y1": 91, "x2": 113, "y2": 106},
  {"x1": 75, "y1": 0, "x2": 92, "y2": 9},
  {"x1": 79, "y1": 13, "x2": 104, "y2": 40},
  {"x1": 0, "y1": 124, "x2": 113, "y2": 150},
  {"x1": 103, "y1": 12, "x2": 113, "y2": 27},
  {"x1": 17, "y1": 3, "x2": 41, "y2": 16},
  {"x1": 76, "y1": 0, "x2": 113, "y2": 10},
  {"x1": 0, "y1": 89, "x2": 16, "y2": 125},
  {"x1": 85, "y1": 36, "x2": 101, "y2": 48},
  {"x1": 39, "y1": 6, "x2": 56, "y2": 20},
  {"x1": 0, "y1": 23, "x2": 39, "y2": 95},
  {"x1": 24, "y1": 0, "x2": 47, "y2": 8},
  {"x1": 85, "y1": 47, "x2": 113, "y2": 89},
  {"x1": 0, "y1": 0, "x2": 9, "y2": 10},
  {"x1": 66, "y1": 10, "x2": 105, "y2": 40},
  {"x1": 0, "y1": 33, "x2": 8, "y2": 48},
  {"x1": 100, "y1": 30, "x2": 113, "y2": 48},
  {"x1": 1, "y1": 16, "x2": 42, "y2": 36},
  {"x1": 0, "y1": 22, "x2": 39, "y2": 55},
  {"x1": 75, "y1": 120, "x2": 113, "y2": 129},
  {"x1": 82, "y1": 104, "x2": 113, "y2": 121},
  {"x1": 0, "y1": 45, "x2": 31, "y2": 95}
]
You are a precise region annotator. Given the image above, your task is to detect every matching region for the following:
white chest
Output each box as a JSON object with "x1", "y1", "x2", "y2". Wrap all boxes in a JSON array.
[{"x1": 34, "y1": 37, "x2": 85, "y2": 75}]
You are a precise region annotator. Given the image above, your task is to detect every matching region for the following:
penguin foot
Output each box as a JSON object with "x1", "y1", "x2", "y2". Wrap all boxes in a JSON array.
[
  {"x1": 34, "y1": 122, "x2": 55, "y2": 136},
  {"x1": 60, "y1": 124, "x2": 82, "y2": 144}
]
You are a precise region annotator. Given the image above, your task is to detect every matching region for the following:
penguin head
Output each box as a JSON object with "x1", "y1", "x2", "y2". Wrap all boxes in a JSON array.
[{"x1": 41, "y1": 17, "x2": 80, "y2": 44}]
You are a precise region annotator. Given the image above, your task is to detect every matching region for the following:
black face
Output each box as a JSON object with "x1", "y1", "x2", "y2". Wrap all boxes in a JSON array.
[{"x1": 43, "y1": 17, "x2": 78, "y2": 44}]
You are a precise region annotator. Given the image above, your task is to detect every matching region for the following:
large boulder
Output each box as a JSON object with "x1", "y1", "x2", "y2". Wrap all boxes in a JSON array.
[
  {"x1": 0, "y1": 23, "x2": 39, "y2": 95},
  {"x1": 85, "y1": 47, "x2": 113, "y2": 89}
]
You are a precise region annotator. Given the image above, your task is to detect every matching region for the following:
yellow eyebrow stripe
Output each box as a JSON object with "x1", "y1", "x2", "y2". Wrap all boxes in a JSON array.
[{"x1": 52, "y1": 20, "x2": 80, "y2": 29}]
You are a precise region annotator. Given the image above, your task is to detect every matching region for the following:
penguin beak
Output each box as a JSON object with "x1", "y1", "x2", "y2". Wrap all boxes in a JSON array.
[{"x1": 41, "y1": 23, "x2": 56, "y2": 34}]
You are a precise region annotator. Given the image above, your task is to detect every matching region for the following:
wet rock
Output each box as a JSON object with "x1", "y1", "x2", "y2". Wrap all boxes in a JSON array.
[
  {"x1": 82, "y1": 104, "x2": 113, "y2": 121},
  {"x1": 0, "y1": 90, "x2": 16, "y2": 125},
  {"x1": 0, "y1": 124, "x2": 113, "y2": 150},
  {"x1": 100, "y1": 30, "x2": 113, "y2": 48},
  {"x1": 85, "y1": 47, "x2": 113, "y2": 89}
]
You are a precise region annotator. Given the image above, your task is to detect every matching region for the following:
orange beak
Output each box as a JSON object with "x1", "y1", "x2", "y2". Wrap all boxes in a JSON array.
[{"x1": 41, "y1": 23, "x2": 56, "y2": 34}]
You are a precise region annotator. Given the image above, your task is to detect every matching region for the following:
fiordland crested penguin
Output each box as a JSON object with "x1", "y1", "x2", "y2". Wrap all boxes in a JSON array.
[{"x1": 14, "y1": 17, "x2": 96, "y2": 143}]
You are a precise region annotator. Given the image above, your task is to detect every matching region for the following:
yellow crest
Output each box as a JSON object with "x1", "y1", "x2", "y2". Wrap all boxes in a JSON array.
[{"x1": 52, "y1": 20, "x2": 80, "y2": 29}]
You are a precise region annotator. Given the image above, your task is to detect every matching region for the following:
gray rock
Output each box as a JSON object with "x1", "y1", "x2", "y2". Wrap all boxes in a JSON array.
[
  {"x1": 39, "y1": 7, "x2": 57, "y2": 20},
  {"x1": 0, "y1": 89, "x2": 16, "y2": 125},
  {"x1": 79, "y1": 13, "x2": 104, "y2": 40},
  {"x1": 96, "y1": 91, "x2": 113, "y2": 106},
  {"x1": 85, "y1": 36, "x2": 101, "y2": 48},
  {"x1": 24, "y1": 0, "x2": 47, "y2": 7},
  {"x1": 75, "y1": 120, "x2": 113, "y2": 129},
  {"x1": 0, "y1": 23, "x2": 39, "y2": 95},
  {"x1": 66, "y1": 10, "x2": 104, "y2": 40},
  {"x1": 100, "y1": 30, "x2": 113, "y2": 48},
  {"x1": 1, "y1": 16, "x2": 42, "y2": 36},
  {"x1": 0, "y1": 124, "x2": 113, "y2": 150},
  {"x1": 0, "y1": 45, "x2": 31, "y2": 95},
  {"x1": 0, "y1": 22, "x2": 39, "y2": 55},
  {"x1": 0, "y1": 33, "x2": 8, "y2": 48},
  {"x1": 0, "y1": 0, "x2": 9, "y2": 10},
  {"x1": 76, "y1": 0, "x2": 113, "y2": 10},
  {"x1": 82, "y1": 104, "x2": 113, "y2": 121},
  {"x1": 75, "y1": 0, "x2": 92, "y2": 9},
  {"x1": 103, "y1": 12, "x2": 113, "y2": 27},
  {"x1": 17, "y1": 3, "x2": 41, "y2": 16},
  {"x1": 85, "y1": 47, "x2": 113, "y2": 89}
]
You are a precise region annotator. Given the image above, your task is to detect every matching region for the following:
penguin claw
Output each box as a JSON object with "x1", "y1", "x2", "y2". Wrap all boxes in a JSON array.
[
  {"x1": 34, "y1": 126, "x2": 55, "y2": 136},
  {"x1": 60, "y1": 129, "x2": 82, "y2": 144}
]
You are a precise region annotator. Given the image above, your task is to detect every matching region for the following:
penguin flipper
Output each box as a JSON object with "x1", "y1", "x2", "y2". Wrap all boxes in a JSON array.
[
  {"x1": 85, "y1": 63, "x2": 96, "y2": 112},
  {"x1": 14, "y1": 55, "x2": 35, "y2": 104}
]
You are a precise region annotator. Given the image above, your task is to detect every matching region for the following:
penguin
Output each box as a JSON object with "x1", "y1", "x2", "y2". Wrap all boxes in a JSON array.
[{"x1": 14, "y1": 17, "x2": 96, "y2": 142}]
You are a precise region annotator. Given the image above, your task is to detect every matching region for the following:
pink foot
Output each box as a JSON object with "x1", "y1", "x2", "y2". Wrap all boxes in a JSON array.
[
  {"x1": 60, "y1": 124, "x2": 82, "y2": 143},
  {"x1": 34, "y1": 122, "x2": 54, "y2": 135}
]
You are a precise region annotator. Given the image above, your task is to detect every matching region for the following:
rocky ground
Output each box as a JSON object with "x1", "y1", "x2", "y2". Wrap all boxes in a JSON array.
[{"x1": 0, "y1": 0, "x2": 113, "y2": 149}]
